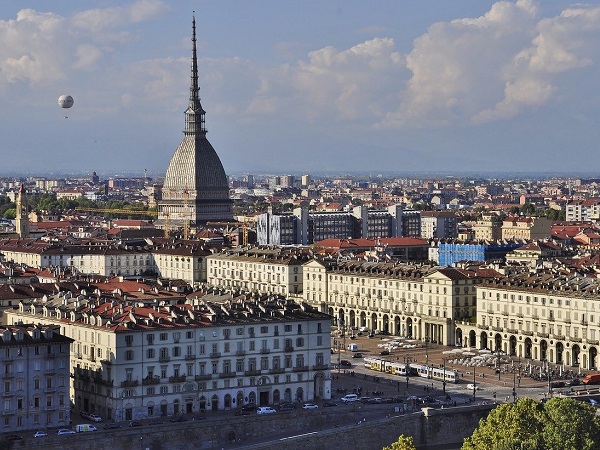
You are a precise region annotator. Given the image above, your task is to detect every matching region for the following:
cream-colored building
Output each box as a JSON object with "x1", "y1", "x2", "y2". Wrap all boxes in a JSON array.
[
  {"x1": 207, "y1": 249, "x2": 307, "y2": 296},
  {"x1": 501, "y1": 216, "x2": 552, "y2": 241},
  {"x1": 303, "y1": 260, "x2": 481, "y2": 346},
  {"x1": 455, "y1": 271, "x2": 600, "y2": 370},
  {"x1": 473, "y1": 214, "x2": 502, "y2": 241}
]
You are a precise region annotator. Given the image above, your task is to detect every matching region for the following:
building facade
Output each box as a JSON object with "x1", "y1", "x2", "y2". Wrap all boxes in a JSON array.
[
  {"x1": 0, "y1": 324, "x2": 73, "y2": 432},
  {"x1": 6, "y1": 292, "x2": 331, "y2": 422}
]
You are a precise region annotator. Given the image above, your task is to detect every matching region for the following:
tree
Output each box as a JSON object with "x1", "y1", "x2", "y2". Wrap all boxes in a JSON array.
[
  {"x1": 2, "y1": 208, "x2": 16, "y2": 220},
  {"x1": 462, "y1": 397, "x2": 600, "y2": 450},
  {"x1": 383, "y1": 434, "x2": 416, "y2": 450}
]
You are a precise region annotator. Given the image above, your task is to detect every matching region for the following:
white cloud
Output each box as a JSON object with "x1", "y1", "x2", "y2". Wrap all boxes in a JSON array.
[{"x1": 71, "y1": 0, "x2": 168, "y2": 33}]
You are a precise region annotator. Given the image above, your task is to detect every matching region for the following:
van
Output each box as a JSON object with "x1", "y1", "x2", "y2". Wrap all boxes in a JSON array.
[
  {"x1": 348, "y1": 343, "x2": 359, "y2": 352},
  {"x1": 582, "y1": 373, "x2": 600, "y2": 385},
  {"x1": 76, "y1": 424, "x2": 97, "y2": 432}
]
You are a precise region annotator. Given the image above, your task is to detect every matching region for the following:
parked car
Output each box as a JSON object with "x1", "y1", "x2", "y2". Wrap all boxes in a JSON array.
[
  {"x1": 256, "y1": 406, "x2": 277, "y2": 415},
  {"x1": 7, "y1": 434, "x2": 24, "y2": 441},
  {"x1": 56, "y1": 429, "x2": 76, "y2": 435},
  {"x1": 359, "y1": 326, "x2": 369, "y2": 332},
  {"x1": 340, "y1": 360, "x2": 352, "y2": 367},
  {"x1": 341, "y1": 394, "x2": 359, "y2": 403},
  {"x1": 169, "y1": 416, "x2": 188, "y2": 423},
  {"x1": 33, "y1": 431, "x2": 48, "y2": 438},
  {"x1": 235, "y1": 404, "x2": 258, "y2": 415},
  {"x1": 88, "y1": 413, "x2": 102, "y2": 422},
  {"x1": 192, "y1": 415, "x2": 207, "y2": 421},
  {"x1": 467, "y1": 383, "x2": 480, "y2": 391},
  {"x1": 76, "y1": 424, "x2": 97, "y2": 432},
  {"x1": 302, "y1": 403, "x2": 318, "y2": 410},
  {"x1": 128, "y1": 421, "x2": 143, "y2": 427},
  {"x1": 278, "y1": 403, "x2": 296, "y2": 411},
  {"x1": 352, "y1": 352, "x2": 363, "y2": 358},
  {"x1": 368, "y1": 397, "x2": 383, "y2": 404},
  {"x1": 103, "y1": 422, "x2": 122, "y2": 429},
  {"x1": 380, "y1": 350, "x2": 390, "y2": 356},
  {"x1": 323, "y1": 401, "x2": 338, "y2": 407}
]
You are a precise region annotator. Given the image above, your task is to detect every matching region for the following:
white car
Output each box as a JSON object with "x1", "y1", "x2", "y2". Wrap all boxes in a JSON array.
[
  {"x1": 302, "y1": 403, "x2": 318, "y2": 410},
  {"x1": 33, "y1": 431, "x2": 48, "y2": 438},
  {"x1": 341, "y1": 394, "x2": 359, "y2": 403},
  {"x1": 359, "y1": 326, "x2": 369, "y2": 332},
  {"x1": 256, "y1": 406, "x2": 276, "y2": 414},
  {"x1": 56, "y1": 429, "x2": 76, "y2": 435},
  {"x1": 88, "y1": 414, "x2": 102, "y2": 422},
  {"x1": 467, "y1": 383, "x2": 481, "y2": 391}
]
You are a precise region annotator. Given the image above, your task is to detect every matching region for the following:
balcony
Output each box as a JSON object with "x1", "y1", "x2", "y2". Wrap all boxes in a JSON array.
[
  {"x1": 120, "y1": 380, "x2": 139, "y2": 388},
  {"x1": 45, "y1": 353, "x2": 56, "y2": 359},
  {"x1": 168, "y1": 375, "x2": 187, "y2": 383},
  {"x1": 44, "y1": 404, "x2": 58, "y2": 411},
  {"x1": 269, "y1": 368, "x2": 285, "y2": 374},
  {"x1": 44, "y1": 386, "x2": 57, "y2": 393},
  {"x1": 158, "y1": 355, "x2": 170, "y2": 363},
  {"x1": 3, "y1": 372, "x2": 14, "y2": 379},
  {"x1": 184, "y1": 354, "x2": 196, "y2": 361},
  {"x1": 260, "y1": 348, "x2": 271, "y2": 354},
  {"x1": 76, "y1": 352, "x2": 83, "y2": 359},
  {"x1": 2, "y1": 391, "x2": 14, "y2": 397},
  {"x1": 492, "y1": 326, "x2": 503, "y2": 332},
  {"x1": 548, "y1": 317, "x2": 555, "y2": 322},
  {"x1": 312, "y1": 364, "x2": 329, "y2": 371},
  {"x1": 552, "y1": 334, "x2": 565, "y2": 340},
  {"x1": 536, "y1": 332, "x2": 549, "y2": 339},
  {"x1": 293, "y1": 366, "x2": 309, "y2": 373},
  {"x1": 44, "y1": 369, "x2": 56, "y2": 376},
  {"x1": 142, "y1": 376, "x2": 160, "y2": 386},
  {"x1": 219, "y1": 372, "x2": 236, "y2": 379},
  {"x1": 195, "y1": 374, "x2": 212, "y2": 381},
  {"x1": 2, "y1": 409, "x2": 16, "y2": 415},
  {"x1": 284, "y1": 346, "x2": 294, "y2": 353},
  {"x1": 586, "y1": 339, "x2": 600, "y2": 345},
  {"x1": 521, "y1": 331, "x2": 534, "y2": 336},
  {"x1": 209, "y1": 352, "x2": 222, "y2": 359},
  {"x1": 244, "y1": 369, "x2": 261, "y2": 376},
  {"x1": 100, "y1": 359, "x2": 112, "y2": 365},
  {"x1": 94, "y1": 378, "x2": 114, "y2": 387},
  {"x1": 571, "y1": 337, "x2": 582, "y2": 343},
  {"x1": 235, "y1": 350, "x2": 246, "y2": 356},
  {"x1": 507, "y1": 328, "x2": 518, "y2": 335}
]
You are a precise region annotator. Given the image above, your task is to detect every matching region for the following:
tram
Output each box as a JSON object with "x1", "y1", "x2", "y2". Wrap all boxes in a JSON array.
[{"x1": 363, "y1": 357, "x2": 459, "y2": 383}]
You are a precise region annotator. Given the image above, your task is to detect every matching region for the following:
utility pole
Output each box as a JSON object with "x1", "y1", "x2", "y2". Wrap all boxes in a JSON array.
[
  {"x1": 512, "y1": 360, "x2": 517, "y2": 402},
  {"x1": 473, "y1": 370, "x2": 476, "y2": 401}
]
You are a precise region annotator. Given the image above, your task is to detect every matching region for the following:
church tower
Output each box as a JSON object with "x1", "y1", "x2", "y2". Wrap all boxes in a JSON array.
[
  {"x1": 157, "y1": 16, "x2": 233, "y2": 231},
  {"x1": 15, "y1": 184, "x2": 29, "y2": 238}
]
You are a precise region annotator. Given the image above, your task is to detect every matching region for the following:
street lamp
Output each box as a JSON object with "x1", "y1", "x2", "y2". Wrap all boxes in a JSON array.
[
  {"x1": 473, "y1": 370, "x2": 476, "y2": 401},
  {"x1": 442, "y1": 358, "x2": 447, "y2": 394},
  {"x1": 404, "y1": 356, "x2": 413, "y2": 389},
  {"x1": 512, "y1": 360, "x2": 517, "y2": 402}
]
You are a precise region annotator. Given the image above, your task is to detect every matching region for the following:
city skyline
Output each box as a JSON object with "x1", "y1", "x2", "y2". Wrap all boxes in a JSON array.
[{"x1": 1, "y1": 1, "x2": 599, "y2": 176}]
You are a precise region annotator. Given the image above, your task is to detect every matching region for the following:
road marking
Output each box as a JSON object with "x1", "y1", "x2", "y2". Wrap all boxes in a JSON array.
[{"x1": 280, "y1": 431, "x2": 318, "y2": 441}]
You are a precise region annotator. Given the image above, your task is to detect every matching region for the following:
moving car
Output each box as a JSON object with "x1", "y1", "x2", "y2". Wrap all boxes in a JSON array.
[
  {"x1": 104, "y1": 422, "x2": 122, "y2": 430},
  {"x1": 302, "y1": 403, "x2": 318, "y2": 410},
  {"x1": 56, "y1": 429, "x2": 76, "y2": 435},
  {"x1": 128, "y1": 421, "x2": 143, "y2": 427},
  {"x1": 323, "y1": 401, "x2": 338, "y2": 407},
  {"x1": 88, "y1": 413, "x2": 102, "y2": 422},
  {"x1": 33, "y1": 431, "x2": 48, "y2": 438},
  {"x1": 341, "y1": 394, "x2": 359, "y2": 403},
  {"x1": 256, "y1": 406, "x2": 276, "y2": 414},
  {"x1": 467, "y1": 383, "x2": 481, "y2": 391},
  {"x1": 7, "y1": 435, "x2": 23, "y2": 441},
  {"x1": 76, "y1": 424, "x2": 97, "y2": 432}
]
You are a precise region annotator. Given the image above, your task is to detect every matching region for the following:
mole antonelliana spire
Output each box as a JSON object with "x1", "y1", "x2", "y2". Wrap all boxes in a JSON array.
[{"x1": 157, "y1": 15, "x2": 233, "y2": 231}]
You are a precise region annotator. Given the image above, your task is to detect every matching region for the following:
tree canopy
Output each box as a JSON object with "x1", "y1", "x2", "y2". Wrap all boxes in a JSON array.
[
  {"x1": 462, "y1": 397, "x2": 600, "y2": 450},
  {"x1": 383, "y1": 434, "x2": 416, "y2": 450}
]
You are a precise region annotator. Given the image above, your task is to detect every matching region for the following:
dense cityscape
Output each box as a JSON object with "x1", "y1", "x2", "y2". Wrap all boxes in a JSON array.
[{"x1": 2, "y1": 2, "x2": 600, "y2": 450}]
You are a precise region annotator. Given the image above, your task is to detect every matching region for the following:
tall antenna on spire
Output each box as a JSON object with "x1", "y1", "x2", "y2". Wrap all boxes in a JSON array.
[{"x1": 184, "y1": 12, "x2": 206, "y2": 136}]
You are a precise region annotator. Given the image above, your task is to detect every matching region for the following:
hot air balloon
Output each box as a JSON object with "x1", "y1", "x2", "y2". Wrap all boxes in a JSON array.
[{"x1": 58, "y1": 95, "x2": 74, "y2": 109}]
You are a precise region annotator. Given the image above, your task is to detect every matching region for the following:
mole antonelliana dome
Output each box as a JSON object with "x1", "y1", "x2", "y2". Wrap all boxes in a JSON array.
[{"x1": 157, "y1": 16, "x2": 233, "y2": 228}]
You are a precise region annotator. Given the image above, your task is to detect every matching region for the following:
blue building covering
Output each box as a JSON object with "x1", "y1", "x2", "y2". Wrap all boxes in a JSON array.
[{"x1": 438, "y1": 242, "x2": 521, "y2": 266}]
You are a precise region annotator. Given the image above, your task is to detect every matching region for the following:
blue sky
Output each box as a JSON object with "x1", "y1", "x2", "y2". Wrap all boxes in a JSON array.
[{"x1": 0, "y1": 1, "x2": 599, "y2": 178}]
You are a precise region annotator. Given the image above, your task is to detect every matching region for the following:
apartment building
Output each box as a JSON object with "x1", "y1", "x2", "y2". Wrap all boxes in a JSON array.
[
  {"x1": 420, "y1": 211, "x2": 458, "y2": 239},
  {"x1": 566, "y1": 199, "x2": 600, "y2": 222},
  {"x1": 0, "y1": 324, "x2": 73, "y2": 433},
  {"x1": 206, "y1": 248, "x2": 309, "y2": 296},
  {"x1": 501, "y1": 216, "x2": 552, "y2": 241},
  {"x1": 456, "y1": 271, "x2": 600, "y2": 371},
  {"x1": 6, "y1": 291, "x2": 331, "y2": 422},
  {"x1": 303, "y1": 259, "x2": 483, "y2": 346}
]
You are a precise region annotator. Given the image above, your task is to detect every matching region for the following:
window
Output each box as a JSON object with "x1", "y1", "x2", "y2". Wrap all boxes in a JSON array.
[
  {"x1": 125, "y1": 350, "x2": 134, "y2": 361},
  {"x1": 160, "y1": 333, "x2": 168, "y2": 341},
  {"x1": 317, "y1": 336, "x2": 323, "y2": 346},
  {"x1": 125, "y1": 335, "x2": 133, "y2": 347},
  {"x1": 296, "y1": 338, "x2": 304, "y2": 347},
  {"x1": 284, "y1": 325, "x2": 292, "y2": 332},
  {"x1": 147, "y1": 334, "x2": 155, "y2": 345},
  {"x1": 261, "y1": 326, "x2": 268, "y2": 334}
]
